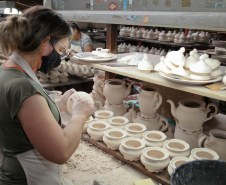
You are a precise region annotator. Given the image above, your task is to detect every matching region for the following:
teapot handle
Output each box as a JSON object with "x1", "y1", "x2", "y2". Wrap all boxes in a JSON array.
[
  {"x1": 153, "y1": 92, "x2": 162, "y2": 111},
  {"x1": 198, "y1": 133, "x2": 207, "y2": 148},
  {"x1": 96, "y1": 47, "x2": 103, "y2": 52},
  {"x1": 205, "y1": 103, "x2": 218, "y2": 122},
  {"x1": 159, "y1": 117, "x2": 169, "y2": 132}
]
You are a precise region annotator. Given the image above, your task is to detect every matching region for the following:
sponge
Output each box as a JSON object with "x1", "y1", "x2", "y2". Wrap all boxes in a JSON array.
[{"x1": 133, "y1": 179, "x2": 155, "y2": 185}]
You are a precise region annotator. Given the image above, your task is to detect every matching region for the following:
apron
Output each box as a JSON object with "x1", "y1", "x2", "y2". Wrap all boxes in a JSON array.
[
  {"x1": 70, "y1": 43, "x2": 82, "y2": 53},
  {"x1": 1, "y1": 52, "x2": 73, "y2": 185}
]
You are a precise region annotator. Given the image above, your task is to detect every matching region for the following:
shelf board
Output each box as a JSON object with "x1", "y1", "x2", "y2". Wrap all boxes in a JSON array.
[
  {"x1": 71, "y1": 53, "x2": 226, "y2": 101},
  {"x1": 58, "y1": 10, "x2": 226, "y2": 31}
]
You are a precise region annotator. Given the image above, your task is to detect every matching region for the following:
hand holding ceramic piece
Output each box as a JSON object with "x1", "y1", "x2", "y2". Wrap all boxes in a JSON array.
[{"x1": 66, "y1": 91, "x2": 94, "y2": 115}]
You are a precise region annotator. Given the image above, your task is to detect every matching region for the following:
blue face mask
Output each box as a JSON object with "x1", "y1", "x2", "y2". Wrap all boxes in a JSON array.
[{"x1": 39, "y1": 44, "x2": 61, "y2": 74}]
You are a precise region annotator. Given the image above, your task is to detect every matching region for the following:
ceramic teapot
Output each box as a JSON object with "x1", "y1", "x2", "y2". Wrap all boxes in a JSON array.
[
  {"x1": 167, "y1": 99, "x2": 217, "y2": 131},
  {"x1": 198, "y1": 129, "x2": 226, "y2": 160},
  {"x1": 103, "y1": 79, "x2": 132, "y2": 105},
  {"x1": 138, "y1": 87, "x2": 162, "y2": 119}
]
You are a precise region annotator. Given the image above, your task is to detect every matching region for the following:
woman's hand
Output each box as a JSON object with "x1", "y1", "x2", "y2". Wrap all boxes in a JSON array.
[
  {"x1": 70, "y1": 97, "x2": 94, "y2": 121},
  {"x1": 56, "y1": 89, "x2": 76, "y2": 112}
]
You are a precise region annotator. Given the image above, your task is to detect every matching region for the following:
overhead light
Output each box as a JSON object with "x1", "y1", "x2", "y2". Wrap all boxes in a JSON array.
[
  {"x1": 0, "y1": 1, "x2": 16, "y2": 15},
  {"x1": 4, "y1": 8, "x2": 18, "y2": 15}
]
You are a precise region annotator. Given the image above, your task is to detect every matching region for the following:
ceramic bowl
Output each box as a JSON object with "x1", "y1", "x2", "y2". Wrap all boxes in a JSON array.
[
  {"x1": 124, "y1": 123, "x2": 147, "y2": 138},
  {"x1": 189, "y1": 148, "x2": 219, "y2": 160},
  {"x1": 103, "y1": 128, "x2": 127, "y2": 150},
  {"x1": 87, "y1": 121, "x2": 110, "y2": 141},
  {"x1": 167, "y1": 157, "x2": 190, "y2": 176},
  {"x1": 108, "y1": 116, "x2": 129, "y2": 129},
  {"x1": 141, "y1": 147, "x2": 170, "y2": 173},
  {"x1": 94, "y1": 110, "x2": 114, "y2": 121},
  {"x1": 142, "y1": 131, "x2": 167, "y2": 147},
  {"x1": 119, "y1": 137, "x2": 146, "y2": 161},
  {"x1": 82, "y1": 116, "x2": 94, "y2": 134},
  {"x1": 163, "y1": 139, "x2": 190, "y2": 159},
  {"x1": 67, "y1": 92, "x2": 94, "y2": 115}
]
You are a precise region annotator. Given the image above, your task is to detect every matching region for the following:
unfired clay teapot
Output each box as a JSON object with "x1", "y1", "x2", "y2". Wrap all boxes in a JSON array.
[
  {"x1": 167, "y1": 98, "x2": 217, "y2": 131},
  {"x1": 103, "y1": 79, "x2": 132, "y2": 105},
  {"x1": 198, "y1": 129, "x2": 226, "y2": 161}
]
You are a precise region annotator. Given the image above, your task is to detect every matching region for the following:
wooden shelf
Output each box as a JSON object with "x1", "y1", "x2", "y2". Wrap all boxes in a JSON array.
[
  {"x1": 82, "y1": 134, "x2": 170, "y2": 185},
  {"x1": 71, "y1": 53, "x2": 226, "y2": 101}
]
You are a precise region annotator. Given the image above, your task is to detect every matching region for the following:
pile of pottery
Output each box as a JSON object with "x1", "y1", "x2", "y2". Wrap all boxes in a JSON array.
[
  {"x1": 158, "y1": 30, "x2": 177, "y2": 42},
  {"x1": 156, "y1": 47, "x2": 224, "y2": 81},
  {"x1": 167, "y1": 98, "x2": 218, "y2": 149},
  {"x1": 174, "y1": 31, "x2": 210, "y2": 44},
  {"x1": 37, "y1": 70, "x2": 69, "y2": 84},
  {"x1": 192, "y1": 31, "x2": 210, "y2": 43},
  {"x1": 130, "y1": 87, "x2": 169, "y2": 132},
  {"x1": 91, "y1": 74, "x2": 106, "y2": 110},
  {"x1": 102, "y1": 79, "x2": 132, "y2": 116}
]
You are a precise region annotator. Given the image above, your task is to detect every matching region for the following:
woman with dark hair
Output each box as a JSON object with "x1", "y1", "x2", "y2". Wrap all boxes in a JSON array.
[
  {"x1": 0, "y1": 6, "x2": 94, "y2": 185},
  {"x1": 69, "y1": 22, "x2": 93, "y2": 52}
]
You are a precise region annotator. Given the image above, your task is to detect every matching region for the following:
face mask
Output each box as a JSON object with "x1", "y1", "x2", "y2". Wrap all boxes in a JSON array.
[{"x1": 39, "y1": 46, "x2": 61, "y2": 74}]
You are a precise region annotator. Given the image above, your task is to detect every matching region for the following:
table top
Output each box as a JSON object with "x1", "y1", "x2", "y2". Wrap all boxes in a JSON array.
[{"x1": 71, "y1": 53, "x2": 226, "y2": 101}]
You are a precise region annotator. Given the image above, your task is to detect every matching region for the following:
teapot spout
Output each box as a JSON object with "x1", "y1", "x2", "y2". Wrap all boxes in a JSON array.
[
  {"x1": 166, "y1": 99, "x2": 177, "y2": 118},
  {"x1": 125, "y1": 84, "x2": 132, "y2": 97}
]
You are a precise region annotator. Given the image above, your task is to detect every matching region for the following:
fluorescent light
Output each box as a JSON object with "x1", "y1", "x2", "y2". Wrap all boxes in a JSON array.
[{"x1": 4, "y1": 8, "x2": 18, "y2": 15}]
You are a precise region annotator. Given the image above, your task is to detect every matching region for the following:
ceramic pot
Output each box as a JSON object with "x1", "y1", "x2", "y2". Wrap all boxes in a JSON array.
[
  {"x1": 94, "y1": 110, "x2": 114, "y2": 121},
  {"x1": 133, "y1": 112, "x2": 169, "y2": 132},
  {"x1": 142, "y1": 131, "x2": 167, "y2": 147},
  {"x1": 174, "y1": 123, "x2": 203, "y2": 150},
  {"x1": 198, "y1": 129, "x2": 226, "y2": 160},
  {"x1": 138, "y1": 87, "x2": 162, "y2": 119},
  {"x1": 104, "y1": 102, "x2": 128, "y2": 116},
  {"x1": 103, "y1": 79, "x2": 132, "y2": 105},
  {"x1": 124, "y1": 123, "x2": 147, "y2": 138},
  {"x1": 119, "y1": 137, "x2": 145, "y2": 161},
  {"x1": 163, "y1": 139, "x2": 190, "y2": 159},
  {"x1": 167, "y1": 157, "x2": 190, "y2": 176},
  {"x1": 108, "y1": 116, "x2": 129, "y2": 129},
  {"x1": 189, "y1": 148, "x2": 219, "y2": 160},
  {"x1": 103, "y1": 128, "x2": 127, "y2": 150},
  {"x1": 167, "y1": 98, "x2": 217, "y2": 131},
  {"x1": 83, "y1": 116, "x2": 94, "y2": 134},
  {"x1": 140, "y1": 147, "x2": 170, "y2": 173},
  {"x1": 123, "y1": 102, "x2": 136, "y2": 123},
  {"x1": 87, "y1": 121, "x2": 110, "y2": 141}
]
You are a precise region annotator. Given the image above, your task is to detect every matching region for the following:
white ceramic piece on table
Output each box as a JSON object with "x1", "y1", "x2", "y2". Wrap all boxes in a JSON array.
[
  {"x1": 142, "y1": 30, "x2": 148, "y2": 38},
  {"x1": 205, "y1": 58, "x2": 221, "y2": 71},
  {"x1": 133, "y1": 112, "x2": 169, "y2": 132},
  {"x1": 147, "y1": 29, "x2": 155, "y2": 39},
  {"x1": 98, "y1": 52, "x2": 112, "y2": 58},
  {"x1": 159, "y1": 64, "x2": 171, "y2": 77},
  {"x1": 141, "y1": 147, "x2": 170, "y2": 173},
  {"x1": 159, "y1": 49, "x2": 166, "y2": 56},
  {"x1": 143, "y1": 47, "x2": 149, "y2": 54},
  {"x1": 83, "y1": 116, "x2": 94, "y2": 134},
  {"x1": 137, "y1": 53, "x2": 153, "y2": 73},
  {"x1": 39, "y1": 78, "x2": 49, "y2": 83},
  {"x1": 142, "y1": 131, "x2": 167, "y2": 147},
  {"x1": 186, "y1": 32, "x2": 194, "y2": 43},
  {"x1": 155, "y1": 49, "x2": 161, "y2": 55},
  {"x1": 119, "y1": 137, "x2": 145, "y2": 161},
  {"x1": 223, "y1": 73, "x2": 226, "y2": 85},
  {"x1": 198, "y1": 129, "x2": 226, "y2": 160},
  {"x1": 94, "y1": 110, "x2": 114, "y2": 121},
  {"x1": 190, "y1": 74, "x2": 210, "y2": 81},
  {"x1": 87, "y1": 121, "x2": 110, "y2": 141},
  {"x1": 124, "y1": 123, "x2": 147, "y2": 138},
  {"x1": 138, "y1": 87, "x2": 162, "y2": 119},
  {"x1": 59, "y1": 71, "x2": 68, "y2": 79},
  {"x1": 166, "y1": 47, "x2": 186, "y2": 67},
  {"x1": 179, "y1": 32, "x2": 186, "y2": 43},
  {"x1": 164, "y1": 58, "x2": 177, "y2": 71},
  {"x1": 103, "y1": 128, "x2": 127, "y2": 150},
  {"x1": 67, "y1": 92, "x2": 94, "y2": 115},
  {"x1": 60, "y1": 78, "x2": 69, "y2": 83},
  {"x1": 167, "y1": 98, "x2": 217, "y2": 132},
  {"x1": 185, "y1": 51, "x2": 199, "y2": 69},
  {"x1": 149, "y1": 47, "x2": 155, "y2": 54},
  {"x1": 154, "y1": 29, "x2": 159, "y2": 39},
  {"x1": 163, "y1": 139, "x2": 190, "y2": 159},
  {"x1": 49, "y1": 71, "x2": 59, "y2": 79},
  {"x1": 169, "y1": 66, "x2": 190, "y2": 80},
  {"x1": 50, "y1": 78, "x2": 60, "y2": 84},
  {"x1": 174, "y1": 33, "x2": 180, "y2": 43},
  {"x1": 166, "y1": 31, "x2": 174, "y2": 41},
  {"x1": 192, "y1": 31, "x2": 199, "y2": 42},
  {"x1": 139, "y1": 45, "x2": 145, "y2": 52},
  {"x1": 136, "y1": 29, "x2": 142, "y2": 38},
  {"x1": 210, "y1": 68, "x2": 223, "y2": 79},
  {"x1": 158, "y1": 31, "x2": 166, "y2": 41},
  {"x1": 108, "y1": 116, "x2": 129, "y2": 129},
  {"x1": 167, "y1": 157, "x2": 190, "y2": 176},
  {"x1": 174, "y1": 123, "x2": 202, "y2": 150},
  {"x1": 154, "y1": 56, "x2": 165, "y2": 72},
  {"x1": 39, "y1": 73, "x2": 49, "y2": 79},
  {"x1": 189, "y1": 55, "x2": 212, "y2": 75},
  {"x1": 121, "y1": 43, "x2": 127, "y2": 52},
  {"x1": 189, "y1": 148, "x2": 219, "y2": 160},
  {"x1": 103, "y1": 79, "x2": 131, "y2": 105},
  {"x1": 92, "y1": 47, "x2": 103, "y2": 56}
]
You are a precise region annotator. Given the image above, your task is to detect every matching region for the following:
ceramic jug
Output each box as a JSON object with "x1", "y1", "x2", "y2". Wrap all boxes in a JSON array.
[
  {"x1": 198, "y1": 129, "x2": 226, "y2": 160},
  {"x1": 103, "y1": 79, "x2": 132, "y2": 105},
  {"x1": 138, "y1": 87, "x2": 162, "y2": 119},
  {"x1": 167, "y1": 98, "x2": 217, "y2": 131}
]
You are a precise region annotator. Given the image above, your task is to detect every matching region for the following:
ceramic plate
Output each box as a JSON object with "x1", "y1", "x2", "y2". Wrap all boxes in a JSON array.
[
  {"x1": 72, "y1": 52, "x2": 118, "y2": 62},
  {"x1": 159, "y1": 72, "x2": 222, "y2": 85}
]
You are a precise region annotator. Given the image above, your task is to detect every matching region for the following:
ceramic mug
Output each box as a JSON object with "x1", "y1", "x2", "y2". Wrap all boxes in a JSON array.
[{"x1": 133, "y1": 112, "x2": 168, "y2": 132}]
